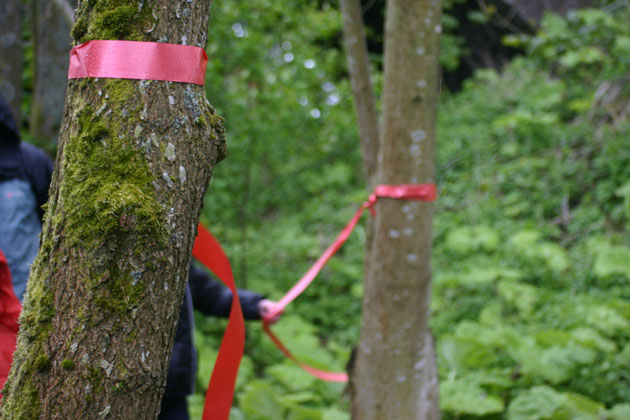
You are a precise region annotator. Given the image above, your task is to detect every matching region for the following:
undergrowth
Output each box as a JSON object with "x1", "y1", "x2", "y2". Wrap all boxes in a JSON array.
[{"x1": 191, "y1": 3, "x2": 630, "y2": 420}]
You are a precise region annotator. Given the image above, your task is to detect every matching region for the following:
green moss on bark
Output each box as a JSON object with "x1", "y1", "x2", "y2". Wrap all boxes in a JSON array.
[
  {"x1": 34, "y1": 355, "x2": 51, "y2": 372},
  {"x1": 71, "y1": 1, "x2": 156, "y2": 44},
  {"x1": 61, "y1": 106, "x2": 165, "y2": 251},
  {"x1": 91, "y1": 267, "x2": 147, "y2": 316},
  {"x1": 102, "y1": 79, "x2": 136, "y2": 104},
  {"x1": 0, "y1": 380, "x2": 41, "y2": 420},
  {"x1": 71, "y1": 17, "x2": 88, "y2": 41},
  {"x1": 62, "y1": 359, "x2": 76, "y2": 370}
]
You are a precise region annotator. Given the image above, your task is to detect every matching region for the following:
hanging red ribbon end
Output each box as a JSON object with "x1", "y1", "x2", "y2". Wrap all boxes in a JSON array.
[{"x1": 192, "y1": 224, "x2": 245, "y2": 420}]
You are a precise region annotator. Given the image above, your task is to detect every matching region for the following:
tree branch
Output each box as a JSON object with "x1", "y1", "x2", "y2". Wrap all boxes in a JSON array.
[
  {"x1": 52, "y1": 0, "x2": 75, "y2": 26},
  {"x1": 341, "y1": 0, "x2": 380, "y2": 187}
]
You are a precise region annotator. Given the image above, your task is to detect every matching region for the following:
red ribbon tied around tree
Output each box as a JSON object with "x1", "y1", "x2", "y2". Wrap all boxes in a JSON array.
[
  {"x1": 68, "y1": 40, "x2": 207, "y2": 85},
  {"x1": 260, "y1": 183, "x2": 437, "y2": 382}
]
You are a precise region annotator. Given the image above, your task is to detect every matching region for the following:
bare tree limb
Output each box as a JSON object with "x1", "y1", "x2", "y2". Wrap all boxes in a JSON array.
[
  {"x1": 52, "y1": 0, "x2": 75, "y2": 25},
  {"x1": 341, "y1": 0, "x2": 380, "y2": 188},
  {"x1": 362, "y1": 0, "x2": 377, "y2": 12}
]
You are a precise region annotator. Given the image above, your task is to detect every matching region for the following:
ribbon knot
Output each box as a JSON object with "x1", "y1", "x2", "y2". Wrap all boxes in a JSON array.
[{"x1": 362, "y1": 193, "x2": 378, "y2": 216}]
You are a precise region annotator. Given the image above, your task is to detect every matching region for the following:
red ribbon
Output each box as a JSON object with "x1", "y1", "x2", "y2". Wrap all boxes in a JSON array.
[
  {"x1": 261, "y1": 184, "x2": 437, "y2": 382},
  {"x1": 189, "y1": 184, "x2": 435, "y2": 418},
  {"x1": 192, "y1": 224, "x2": 245, "y2": 420},
  {"x1": 68, "y1": 40, "x2": 207, "y2": 85}
]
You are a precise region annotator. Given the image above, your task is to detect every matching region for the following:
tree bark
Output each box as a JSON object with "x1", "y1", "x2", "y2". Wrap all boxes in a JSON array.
[
  {"x1": 0, "y1": 1, "x2": 225, "y2": 419},
  {"x1": 352, "y1": 1, "x2": 441, "y2": 419},
  {"x1": 30, "y1": 0, "x2": 76, "y2": 146},
  {"x1": 341, "y1": 0, "x2": 380, "y2": 187},
  {"x1": 0, "y1": 0, "x2": 23, "y2": 124}
]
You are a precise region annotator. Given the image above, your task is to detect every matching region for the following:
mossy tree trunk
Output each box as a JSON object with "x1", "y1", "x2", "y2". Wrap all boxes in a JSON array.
[
  {"x1": 352, "y1": 0, "x2": 442, "y2": 419},
  {"x1": 30, "y1": 0, "x2": 76, "y2": 147},
  {"x1": 0, "y1": 0, "x2": 23, "y2": 123},
  {"x1": 0, "y1": 1, "x2": 225, "y2": 419}
]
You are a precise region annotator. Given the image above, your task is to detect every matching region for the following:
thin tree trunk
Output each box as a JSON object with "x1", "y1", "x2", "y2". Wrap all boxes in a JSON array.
[
  {"x1": 0, "y1": 0, "x2": 23, "y2": 124},
  {"x1": 341, "y1": 0, "x2": 380, "y2": 187},
  {"x1": 0, "y1": 1, "x2": 225, "y2": 419},
  {"x1": 30, "y1": 0, "x2": 76, "y2": 147},
  {"x1": 52, "y1": 0, "x2": 76, "y2": 25},
  {"x1": 352, "y1": 1, "x2": 442, "y2": 419}
]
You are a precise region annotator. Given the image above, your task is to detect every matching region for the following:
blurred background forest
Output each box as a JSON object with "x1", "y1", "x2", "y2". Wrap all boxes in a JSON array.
[{"x1": 3, "y1": 0, "x2": 630, "y2": 419}]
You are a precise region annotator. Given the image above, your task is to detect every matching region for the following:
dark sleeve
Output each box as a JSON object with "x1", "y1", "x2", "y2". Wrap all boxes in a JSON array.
[
  {"x1": 189, "y1": 263, "x2": 264, "y2": 320},
  {"x1": 20, "y1": 143, "x2": 53, "y2": 221}
]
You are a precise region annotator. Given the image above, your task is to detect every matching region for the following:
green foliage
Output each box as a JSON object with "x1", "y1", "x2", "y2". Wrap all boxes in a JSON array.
[
  {"x1": 187, "y1": 2, "x2": 630, "y2": 419},
  {"x1": 441, "y1": 378, "x2": 505, "y2": 416}
]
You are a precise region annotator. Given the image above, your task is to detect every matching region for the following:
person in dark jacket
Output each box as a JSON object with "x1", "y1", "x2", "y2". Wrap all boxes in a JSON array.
[
  {"x1": 159, "y1": 265, "x2": 278, "y2": 420},
  {"x1": 0, "y1": 94, "x2": 53, "y2": 301}
]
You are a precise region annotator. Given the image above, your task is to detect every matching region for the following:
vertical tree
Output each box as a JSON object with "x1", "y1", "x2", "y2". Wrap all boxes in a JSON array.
[
  {"x1": 0, "y1": 1, "x2": 225, "y2": 419},
  {"x1": 30, "y1": 0, "x2": 76, "y2": 146},
  {"x1": 344, "y1": 1, "x2": 442, "y2": 419},
  {"x1": 0, "y1": 0, "x2": 23, "y2": 123}
]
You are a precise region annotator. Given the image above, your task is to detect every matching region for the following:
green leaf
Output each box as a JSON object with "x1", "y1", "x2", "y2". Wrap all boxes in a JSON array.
[
  {"x1": 559, "y1": 47, "x2": 606, "y2": 68},
  {"x1": 498, "y1": 280, "x2": 539, "y2": 314},
  {"x1": 240, "y1": 380, "x2": 284, "y2": 420},
  {"x1": 535, "y1": 330, "x2": 572, "y2": 347},
  {"x1": 585, "y1": 305, "x2": 630, "y2": 336},
  {"x1": 440, "y1": 379, "x2": 504, "y2": 416},
  {"x1": 614, "y1": 181, "x2": 630, "y2": 198},
  {"x1": 510, "y1": 230, "x2": 542, "y2": 248},
  {"x1": 609, "y1": 403, "x2": 630, "y2": 420},
  {"x1": 458, "y1": 268, "x2": 503, "y2": 285},
  {"x1": 537, "y1": 243, "x2": 569, "y2": 272},
  {"x1": 507, "y1": 386, "x2": 564, "y2": 420},
  {"x1": 508, "y1": 231, "x2": 568, "y2": 272},
  {"x1": 266, "y1": 363, "x2": 316, "y2": 392},
  {"x1": 439, "y1": 336, "x2": 498, "y2": 371},
  {"x1": 593, "y1": 246, "x2": 630, "y2": 280},
  {"x1": 187, "y1": 394, "x2": 205, "y2": 420},
  {"x1": 445, "y1": 225, "x2": 500, "y2": 254},
  {"x1": 556, "y1": 392, "x2": 606, "y2": 420},
  {"x1": 570, "y1": 327, "x2": 617, "y2": 353},
  {"x1": 277, "y1": 391, "x2": 321, "y2": 405},
  {"x1": 455, "y1": 321, "x2": 508, "y2": 347},
  {"x1": 613, "y1": 37, "x2": 630, "y2": 54},
  {"x1": 322, "y1": 409, "x2": 350, "y2": 420},
  {"x1": 512, "y1": 344, "x2": 595, "y2": 384},
  {"x1": 285, "y1": 404, "x2": 324, "y2": 420}
]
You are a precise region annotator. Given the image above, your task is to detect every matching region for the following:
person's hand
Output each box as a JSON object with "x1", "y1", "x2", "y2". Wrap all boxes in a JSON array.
[{"x1": 258, "y1": 299, "x2": 282, "y2": 324}]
